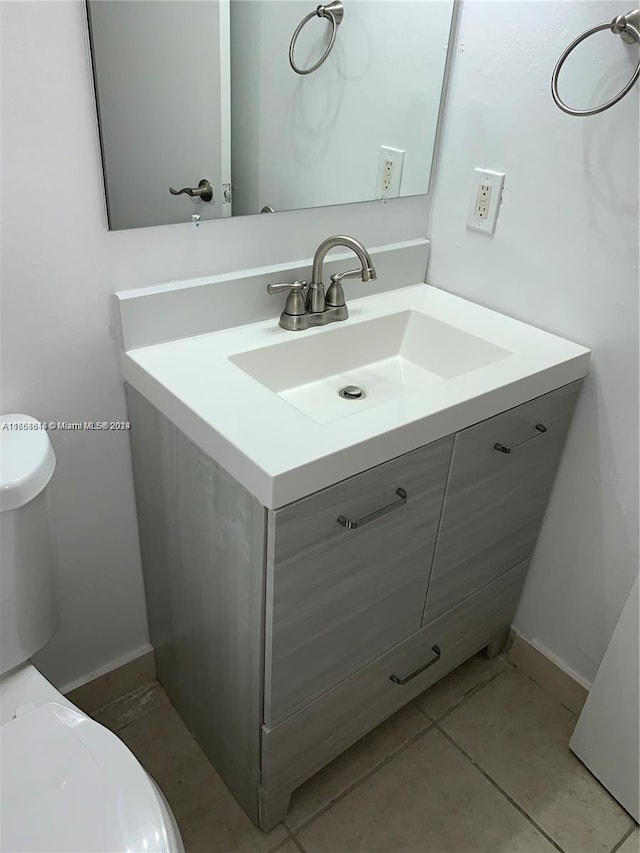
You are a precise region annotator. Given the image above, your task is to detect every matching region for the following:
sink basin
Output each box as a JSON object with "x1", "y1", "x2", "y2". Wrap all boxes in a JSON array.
[
  {"x1": 119, "y1": 283, "x2": 590, "y2": 508},
  {"x1": 229, "y1": 310, "x2": 512, "y2": 423}
]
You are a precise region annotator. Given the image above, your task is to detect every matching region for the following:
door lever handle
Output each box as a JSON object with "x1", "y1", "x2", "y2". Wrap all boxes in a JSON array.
[{"x1": 169, "y1": 179, "x2": 213, "y2": 202}]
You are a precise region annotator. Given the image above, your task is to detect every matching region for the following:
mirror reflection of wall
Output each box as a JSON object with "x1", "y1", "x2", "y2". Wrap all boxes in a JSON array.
[{"x1": 87, "y1": 0, "x2": 455, "y2": 231}]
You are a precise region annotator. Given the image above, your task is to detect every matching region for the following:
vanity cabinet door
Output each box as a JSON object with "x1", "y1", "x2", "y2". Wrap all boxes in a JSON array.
[
  {"x1": 264, "y1": 436, "x2": 453, "y2": 727},
  {"x1": 423, "y1": 380, "x2": 582, "y2": 623}
]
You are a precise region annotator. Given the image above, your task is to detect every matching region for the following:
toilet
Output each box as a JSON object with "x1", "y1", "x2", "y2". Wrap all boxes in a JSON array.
[{"x1": 0, "y1": 414, "x2": 184, "y2": 853}]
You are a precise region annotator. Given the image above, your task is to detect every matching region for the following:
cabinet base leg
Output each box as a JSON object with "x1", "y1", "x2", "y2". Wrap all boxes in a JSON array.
[
  {"x1": 259, "y1": 789, "x2": 291, "y2": 831},
  {"x1": 485, "y1": 627, "x2": 511, "y2": 659}
]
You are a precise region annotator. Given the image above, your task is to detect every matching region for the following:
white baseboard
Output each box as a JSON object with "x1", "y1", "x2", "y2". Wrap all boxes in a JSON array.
[
  {"x1": 64, "y1": 645, "x2": 155, "y2": 714},
  {"x1": 508, "y1": 631, "x2": 590, "y2": 715}
]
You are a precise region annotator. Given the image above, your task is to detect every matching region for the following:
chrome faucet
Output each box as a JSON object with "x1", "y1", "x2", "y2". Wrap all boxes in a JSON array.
[{"x1": 267, "y1": 235, "x2": 377, "y2": 331}]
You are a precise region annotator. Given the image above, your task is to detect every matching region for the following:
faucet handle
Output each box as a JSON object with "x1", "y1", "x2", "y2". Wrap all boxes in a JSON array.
[
  {"x1": 326, "y1": 265, "x2": 376, "y2": 309},
  {"x1": 330, "y1": 265, "x2": 377, "y2": 285},
  {"x1": 330, "y1": 268, "x2": 364, "y2": 284},
  {"x1": 267, "y1": 280, "x2": 308, "y2": 295},
  {"x1": 267, "y1": 281, "x2": 308, "y2": 319}
]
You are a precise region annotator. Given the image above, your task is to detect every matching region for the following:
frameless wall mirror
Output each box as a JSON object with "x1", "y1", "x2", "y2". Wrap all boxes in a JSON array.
[{"x1": 86, "y1": 0, "x2": 456, "y2": 230}]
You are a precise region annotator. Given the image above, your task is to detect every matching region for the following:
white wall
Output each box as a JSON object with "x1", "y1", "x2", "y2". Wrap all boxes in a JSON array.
[
  {"x1": 231, "y1": 0, "x2": 454, "y2": 214},
  {"x1": 0, "y1": 0, "x2": 429, "y2": 690},
  {"x1": 429, "y1": 0, "x2": 639, "y2": 684}
]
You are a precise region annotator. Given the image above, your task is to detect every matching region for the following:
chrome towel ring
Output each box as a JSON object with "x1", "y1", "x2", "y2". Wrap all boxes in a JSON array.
[
  {"x1": 289, "y1": 1, "x2": 344, "y2": 75},
  {"x1": 551, "y1": 9, "x2": 640, "y2": 116}
]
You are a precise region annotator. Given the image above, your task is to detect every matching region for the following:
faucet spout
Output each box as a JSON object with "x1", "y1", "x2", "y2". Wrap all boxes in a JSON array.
[
  {"x1": 308, "y1": 235, "x2": 377, "y2": 312},
  {"x1": 268, "y1": 234, "x2": 377, "y2": 330}
]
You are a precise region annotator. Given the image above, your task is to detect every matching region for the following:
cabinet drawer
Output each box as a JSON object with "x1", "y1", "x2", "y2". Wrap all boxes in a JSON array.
[
  {"x1": 424, "y1": 380, "x2": 581, "y2": 623},
  {"x1": 261, "y1": 559, "x2": 528, "y2": 798},
  {"x1": 264, "y1": 437, "x2": 453, "y2": 727}
]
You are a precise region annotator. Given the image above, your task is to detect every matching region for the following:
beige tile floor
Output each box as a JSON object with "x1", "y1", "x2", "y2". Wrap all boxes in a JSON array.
[{"x1": 93, "y1": 655, "x2": 638, "y2": 853}]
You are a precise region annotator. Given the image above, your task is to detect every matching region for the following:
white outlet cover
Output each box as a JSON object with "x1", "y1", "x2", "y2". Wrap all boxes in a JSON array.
[
  {"x1": 375, "y1": 146, "x2": 405, "y2": 199},
  {"x1": 466, "y1": 169, "x2": 505, "y2": 236}
]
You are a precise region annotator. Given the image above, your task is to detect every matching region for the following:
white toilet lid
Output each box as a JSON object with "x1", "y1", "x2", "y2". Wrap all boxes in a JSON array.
[
  {"x1": 0, "y1": 701, "x2": 182, "y2": 853},
  {"x1": 0, "y1": 413, "x2": 55, "y2": 512}
]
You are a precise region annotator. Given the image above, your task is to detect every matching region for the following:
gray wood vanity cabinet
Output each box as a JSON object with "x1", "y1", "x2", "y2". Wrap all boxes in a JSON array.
[{"x1": 125, "y1": 379, "x2": 581, "y2": 830}]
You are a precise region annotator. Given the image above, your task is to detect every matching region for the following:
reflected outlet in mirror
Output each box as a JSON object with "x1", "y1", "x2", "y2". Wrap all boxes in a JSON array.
[{"x1": 229, "y1": 311, "x2": 513, "y2": 423}]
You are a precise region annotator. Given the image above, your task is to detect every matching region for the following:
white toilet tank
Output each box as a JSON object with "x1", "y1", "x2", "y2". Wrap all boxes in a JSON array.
[{"x1": 0, "y1": 414, "x2": 58, "y2": 676}]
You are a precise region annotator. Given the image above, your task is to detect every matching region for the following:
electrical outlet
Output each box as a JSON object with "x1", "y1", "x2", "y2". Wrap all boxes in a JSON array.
[
  {"x1": 475, "y1": 183, "x2": 491, "y2": 218},
  {"x1": 467, "y1": 169, "x2": 505, "y2": 235},
  {"x1": 383, "y1": 159, "x2": 393, "y2": 192},
  {"x1": 376, "y1": 146, "x2": 405, "y2": 199}
]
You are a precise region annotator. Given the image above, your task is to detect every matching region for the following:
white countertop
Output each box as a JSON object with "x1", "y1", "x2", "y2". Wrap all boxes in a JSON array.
[{"x1": 121, "y1": 284, "x2": 590, "y2": 508}]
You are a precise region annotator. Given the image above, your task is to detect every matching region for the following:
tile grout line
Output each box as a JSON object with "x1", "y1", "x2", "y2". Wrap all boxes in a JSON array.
[
  {"x1": 287, "y1": 719, "x2": 435, "y2": 836},
  {"x1": 414, "y1": 665, "x2": 508, "y2": 727},
  {"x1": 276, "y1": 823, "x2": 296, "y2": 851},
  {"x1": 507, "y1": 659, "x2": 582, "y2": 718},
  {"x1": 610, "y1": 824, "x2": 637, "y2": 853},
  {"x1": 436, "y1": 725, "x2": 567, "y2": 853},
  {"x1": 269, "y1": 830, "x2": 305, "y2": 853},
  {"x1": 289, "y1": 834, "x2": 308, "y2": 853}
]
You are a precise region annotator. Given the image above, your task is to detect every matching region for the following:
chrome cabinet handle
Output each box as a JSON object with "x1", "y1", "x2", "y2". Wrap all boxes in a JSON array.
[
  {"x1": 337, "y1": 487, "x2": 408, "y2": 530},
  {"x1": 494, "y1": 423, "x2": 548, "y2": 455},
  {"x1": 390, "y1": 645, "x2": 442, "y2": 685},
  {"x1": 169, "y1": 179, "x2": 213, "y2": 202}
]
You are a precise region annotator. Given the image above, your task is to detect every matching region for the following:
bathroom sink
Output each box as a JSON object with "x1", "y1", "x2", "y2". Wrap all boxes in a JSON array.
[
  {"x1": 119, "y1": 283, "x2": 590, "y2": 508},
  {"x1": 230, "y1": 310, "x2": 512, "y2": 424}
]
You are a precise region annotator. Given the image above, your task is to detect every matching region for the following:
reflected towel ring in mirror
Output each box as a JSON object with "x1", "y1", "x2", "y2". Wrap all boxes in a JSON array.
[
  {"x1": 289, "y1": 1, "x2": 344, "y2": 75},
  {"x1": 551, "y1": 9, "x2": 640, "y2": 116}
]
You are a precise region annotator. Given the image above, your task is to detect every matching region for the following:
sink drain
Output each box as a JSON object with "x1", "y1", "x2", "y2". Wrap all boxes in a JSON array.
[{"x1": 338, "y1": 385, "x2": 366, "y2": 400}]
